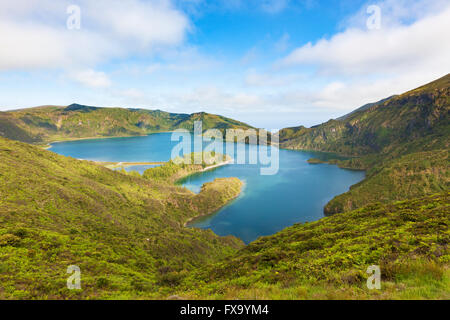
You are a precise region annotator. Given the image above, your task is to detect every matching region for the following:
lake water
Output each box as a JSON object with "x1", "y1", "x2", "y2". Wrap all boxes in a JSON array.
[{"x1": 49, "y1": 133, "x2": 365, "y2": 243}]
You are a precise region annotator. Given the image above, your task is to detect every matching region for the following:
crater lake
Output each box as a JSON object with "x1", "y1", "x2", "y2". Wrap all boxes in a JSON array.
[{"x1": 49, "y1": 133, "x2": 365, "y2": 243}]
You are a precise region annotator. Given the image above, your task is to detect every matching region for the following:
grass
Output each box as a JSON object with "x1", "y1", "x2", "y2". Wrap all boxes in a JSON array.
[
  {"x1": 0, "y1": 137, "x2": 243, "y2": 299},
  {"x1": 0, "y1": 75, "x2": 448, "y2": 300},
  {"x1": 176, "y1": 192, "x2": 449, "y2": 299},
  {"x1": 324, "y1": 149, "x2": 449, "y2": 214}
]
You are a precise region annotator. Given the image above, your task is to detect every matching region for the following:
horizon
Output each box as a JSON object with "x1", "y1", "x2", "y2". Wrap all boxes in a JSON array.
[
  {"x1": 1, "y1": 0, "x2": 450, "y2": 129},
  {"x1": 3, "y1": 72, "x2": 446, "y2": 130}
]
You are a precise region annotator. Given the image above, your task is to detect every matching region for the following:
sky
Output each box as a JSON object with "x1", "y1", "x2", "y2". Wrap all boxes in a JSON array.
[{"x1": 0, "y1": 0, "x2": 449, "y2": 129}]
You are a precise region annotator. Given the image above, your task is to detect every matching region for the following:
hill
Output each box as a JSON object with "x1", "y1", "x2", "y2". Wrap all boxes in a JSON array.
[
  {"x1": 1, "y1": 136, "x2": 447, "y2": 300},
  {"x1": 279, "y1": 74, "x2": 450, "y2": 213},
  {"x1": 279, "y1": 74, "x2": 449, "y2": 156},
  {"x1": 0, "y1": 137, "x2": 243, "y2": 299},
  {"x1": 182, "y1": 192, "x2": 449, "y2": 299},
  {"x1": 0, "y1": 104, "x2": 254, "y2": 144}
]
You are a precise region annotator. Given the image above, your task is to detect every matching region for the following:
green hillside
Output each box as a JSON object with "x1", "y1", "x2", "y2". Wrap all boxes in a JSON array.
[
  {"x1": 182, "y1": 192, "x2": 449, "y2": 299},
  {"x1": 279, "y1": 74, "x2": 450, "y2": 213},
  {"x1": 0, "y1": 75, "x2": 449, "y2": 300},
  {"x1": 0, "y1": 104, "x2": 254, "y2": 144},
  {"x1": 1, "y1": 136, "x2": 447, "y2": 300},
  {"x1": 324, "y1": 150, "x2": 449, "y2": 214},
  {"x1": 0, "y1": 137, "x2": 243, "y2": 299}
]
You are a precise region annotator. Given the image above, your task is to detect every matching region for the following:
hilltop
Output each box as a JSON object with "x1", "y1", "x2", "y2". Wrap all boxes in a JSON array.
[{"x1": 0, "y1": 104, "x2": 254, "y2": 144}]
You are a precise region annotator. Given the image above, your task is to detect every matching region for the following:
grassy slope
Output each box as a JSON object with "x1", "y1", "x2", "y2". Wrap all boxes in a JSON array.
[
  {"x1": 1, "y1": 136, "x2": 447, "y2": 299},
  {"x1": 0, "y1": 104, "x2": 254, "y2": 144},
  {"x1": 0, "y1": 137, "x2": 243, "y2": 299},
  {"x1": 180, "y1": 192, "x2": 449, "y2": 299},
  {"x1": 324, "y1": 150, "x2": 449, "y2": 214},
  {"x1": 279, "y1": 74, "x2": 450, "y2": 213},
  {"x1": 0, "y1": 76, "x2": 448, "y2": 300}
]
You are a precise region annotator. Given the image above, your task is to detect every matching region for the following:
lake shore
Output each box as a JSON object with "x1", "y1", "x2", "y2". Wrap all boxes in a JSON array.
[
  {"x1": 99, "y1": 161, "x2": 166, "y2": 170},
  {"x1": 184, "y1": 179, "x2": 245, "y2": 228},
  {"x1": 201, "y1": 159, "x2": 233, "y2": 172},
  {"x1": 41, "y1": 132, "x2": 174, "y2": 150},
  {"x1": 45, "y1": 135, "x2": 366, "y2": 243}
]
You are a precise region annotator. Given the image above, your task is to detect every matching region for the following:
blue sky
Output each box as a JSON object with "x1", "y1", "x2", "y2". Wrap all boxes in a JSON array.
[{"x1": 0, "y1": 0, "x2": 449, "y2": 129}]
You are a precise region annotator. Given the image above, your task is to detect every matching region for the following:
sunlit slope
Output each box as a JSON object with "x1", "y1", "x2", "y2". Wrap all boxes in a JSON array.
[
  {"x1": 0, "y1": 104, "x2": 254, "y2": 144},
  {"x1": 0, "y1": 137, "x2": 243, "y2": 299},
  {"x1": 324, "y1": 149, "x2": 449, "y2": 214},
  {"x1": 182, "y1": 192, "x2": 450, "y2": 299}
]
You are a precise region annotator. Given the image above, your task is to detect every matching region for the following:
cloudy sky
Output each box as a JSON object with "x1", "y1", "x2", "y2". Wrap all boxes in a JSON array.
[{"x1": 0, "y1": 0, "x2": 449, "y2": 129}]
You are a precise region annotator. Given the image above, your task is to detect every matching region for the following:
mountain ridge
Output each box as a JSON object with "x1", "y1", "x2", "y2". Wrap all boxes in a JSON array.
[
  {"x1": 0, "y1": 103, "x2": 254, "y2": 144},
  {"x1": 279, "y1": 73, "x2": 449, "y2": 157}
]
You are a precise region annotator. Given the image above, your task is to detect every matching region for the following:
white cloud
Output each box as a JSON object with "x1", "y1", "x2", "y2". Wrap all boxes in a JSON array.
[
  {"x1": 342, "y1": 0, "x2": 450, "y2": 29},
  {"x1": 145, "y1": 47, "x2": 220, "y2": 74},
  {"x1": 261, "y1": 0, "x2": 289, "y2": 14},
  {"x1": 280, "y1": 5, "x2": 450, "y2": 76},
  {"x1": 69, "y1": 69, "x2": 112, "y2": 88},
  {"x1": 266, "y1": 0, "x2": 450, "y2": 117},
  {"x1": 245, "y1": 70, "x2": 305, "y2": 87},
  {"x1": 0, "y1": 0, "x2": 189, "y2": 71},
  {"x1": 121, "y1": 88, "x2": 145, "y2": 99},
  {"x1": 274, "y1": 33, "x2": 290, "y2": 52},
  {"x1": 85, "y1": 0, "x2": 188, "y2": 49}
]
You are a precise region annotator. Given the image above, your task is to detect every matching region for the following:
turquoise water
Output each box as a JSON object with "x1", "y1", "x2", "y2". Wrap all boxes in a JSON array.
[{"x1": 49, "y1": 133, "x2": 365, "y2": 244}]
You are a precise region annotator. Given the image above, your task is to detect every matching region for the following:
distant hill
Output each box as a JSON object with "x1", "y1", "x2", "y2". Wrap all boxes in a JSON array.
[{"x1": 0, "y1": 104, "x2": 254, "y2": 144}]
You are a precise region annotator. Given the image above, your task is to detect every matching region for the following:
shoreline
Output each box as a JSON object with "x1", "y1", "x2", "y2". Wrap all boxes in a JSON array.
[
  {"x1": 42, "y1": 134, "x2": 367, "y2": 237},
  {"x1": 174, "y1": 157, "x2": 233, "y2": 186},
  {"x1": 99, "y1": 161, "x2": 166, "y2": 169},
  {"x1": 40, "y1": 131, "x2": 174, "y2": 150},
  {"x1": 41, "y1": 132, "x2": 358, "y2": 161},
  {"x1": 183, "y1": 180, "x2": 245, "y2": 228},
  {"x1": 201, "y1": 159, "x2": 233, "y2": 172}
]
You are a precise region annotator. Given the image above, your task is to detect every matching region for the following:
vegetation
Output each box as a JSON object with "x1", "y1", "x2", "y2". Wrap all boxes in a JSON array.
[
  {"x1": 307, "y1": 158, "x2": 326, "y2": 164},
  {"x1": 0, "y1": 104, "x2": 254, "y2": 144},
  {"x1": 279, "y1": 74, "x2": 449, "y2": 157},
  {"x1": 0, "y1": 137, "x2": 243, "y2": 299},
  {"x1": 281, "y1": 73, "x2": 450, "y2": 213},
  {"x1": 179, "y1": 192, "x2": 449, "y2": 299},
  {"x1": 0, "y1": 75, "x2": 448, "y2": 300},
  {"x1": 1, "y1": 136, "x2": 446, "y2": 300},
  {"x1": 142, "y1": 152, "x2": 230, "y2": 183},
  {"x1": 324, "y1": 150, "x2": 449, "y2": 214}
]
